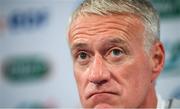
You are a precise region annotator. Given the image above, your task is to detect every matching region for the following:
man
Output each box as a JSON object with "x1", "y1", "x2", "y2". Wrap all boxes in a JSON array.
[{"x1": 68, "y1": 0, "x2": 166, "y2": 108}]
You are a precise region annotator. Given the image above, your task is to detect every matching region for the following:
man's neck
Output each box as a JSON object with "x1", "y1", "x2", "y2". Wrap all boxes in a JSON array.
[{"x1": 139, "y1": 86, "x2": 157, "y2": 108}]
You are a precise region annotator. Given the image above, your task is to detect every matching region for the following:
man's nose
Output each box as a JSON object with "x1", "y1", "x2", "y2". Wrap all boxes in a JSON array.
[{"x1": 88, "y1": 54, "x2": 111, "y2": 85}]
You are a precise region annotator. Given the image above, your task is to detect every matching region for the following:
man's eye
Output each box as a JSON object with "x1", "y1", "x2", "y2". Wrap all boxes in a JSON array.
[
  {"x1": 76, "y1": 51, "x2": 90, "y2": 65},
  {"x1": 79, "y1": 52, "x2": 88, "y2": 59},
  {"x1": 105, "y1": 48, "x2": 124, "y2": 63},
  {"x1": 110, "y1": 49, "x2": 123, "y2": 57}
]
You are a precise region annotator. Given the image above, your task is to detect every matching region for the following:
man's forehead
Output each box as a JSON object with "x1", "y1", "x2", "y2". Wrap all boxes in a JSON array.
[
  {"x1": 69, "y1": 13, "x2": 144, "y2": 38},
  {"x1": 69, "y1": 14, "x2": 143, "y2": 36},
  {"x1": 68, "y1": 13, "x2": 145, "y2": 49}
]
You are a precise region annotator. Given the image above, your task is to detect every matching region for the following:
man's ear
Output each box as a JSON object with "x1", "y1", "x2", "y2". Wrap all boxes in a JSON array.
[{"x1": 151, "y1": 42, "x2": 165, "y2": 82}]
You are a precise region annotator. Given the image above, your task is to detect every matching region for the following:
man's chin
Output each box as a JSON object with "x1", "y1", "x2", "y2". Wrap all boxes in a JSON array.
[{"x1": 94, "y1": 103, "x2": 113, "y2": 109}]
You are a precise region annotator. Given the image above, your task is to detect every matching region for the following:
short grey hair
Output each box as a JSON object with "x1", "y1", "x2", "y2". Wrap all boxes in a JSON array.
[{"x1": 70, "y1": 0, "x2": 160, "y2": 52}]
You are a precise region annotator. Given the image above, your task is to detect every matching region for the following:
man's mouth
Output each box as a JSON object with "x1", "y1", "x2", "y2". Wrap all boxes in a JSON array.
[{"x1": 87, "y1": 91, "x2": 118, "y2": 99}]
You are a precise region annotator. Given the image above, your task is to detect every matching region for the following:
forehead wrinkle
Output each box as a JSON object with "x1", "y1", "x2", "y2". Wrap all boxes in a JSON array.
[
  {"x1": 70, "y1": 22, "x2": 132, "y2": 44},
  {"x1": 87, "y1": 21, "x2": 131, "y2": 34},
  {"x1": 71, "y1": 19, "x2": 130, "y2": 32},
  {"x1": 70, "y1": 16, "x2": 138, "y2": 38},
  {"x1": 69, "y1": 27, "x2": 96, "y2": 44}
]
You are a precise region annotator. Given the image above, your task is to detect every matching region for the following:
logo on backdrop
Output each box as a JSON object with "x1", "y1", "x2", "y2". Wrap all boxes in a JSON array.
[
  {"x1": 8, "y1": 10, "x2": 49, "y2": 31},
  {"x1": 0, "y1": 9, "x2": 49, "y2": 34},
  {"x1": 2, "y1": 56, "x2": 50, "y2": 83}
]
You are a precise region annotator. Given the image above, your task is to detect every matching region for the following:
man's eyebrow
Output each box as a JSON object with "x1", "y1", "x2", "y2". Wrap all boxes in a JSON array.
[
  {"x1": 100, "y1": 37, "x2": 129, "y2": 52},
  {"x1": 70, "y1": 37, "x2": 128, "y2": 51},
  {"x1": 104, "y1": 37, "x2": 127, "y2": 45},
  {"x1": 71, "y1": 43, "x2": 88, "y2": 51}
]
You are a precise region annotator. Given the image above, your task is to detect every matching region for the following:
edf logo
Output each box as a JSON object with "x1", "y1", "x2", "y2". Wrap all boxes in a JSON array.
[{"x1": 8, "y1": 10, "x2": 48, "y2": 30}]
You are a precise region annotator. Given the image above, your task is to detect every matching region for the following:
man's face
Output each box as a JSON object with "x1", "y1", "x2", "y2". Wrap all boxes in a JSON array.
[{"x1": 68, "y1": 14, "x2": 156, "y2": 108}]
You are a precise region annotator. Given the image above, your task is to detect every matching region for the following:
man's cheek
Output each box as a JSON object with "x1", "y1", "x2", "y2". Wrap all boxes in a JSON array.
[{"x1": 75, "y1": 74, "x2": 85, "y2": 94}]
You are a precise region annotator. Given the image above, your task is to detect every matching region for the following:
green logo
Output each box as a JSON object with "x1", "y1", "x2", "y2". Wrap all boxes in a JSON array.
[{"x1": 2, "y1": 56, "x2": 50, "y2": 83}]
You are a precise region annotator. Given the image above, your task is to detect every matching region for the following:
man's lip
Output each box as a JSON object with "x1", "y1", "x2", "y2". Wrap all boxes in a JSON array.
[{"x1": 87, "y1": 91, "x2": 118, "y2": 99}]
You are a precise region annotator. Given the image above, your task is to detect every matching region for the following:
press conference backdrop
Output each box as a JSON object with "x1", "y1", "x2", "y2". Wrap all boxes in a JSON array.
[{"x1": 0, "y1": 0, "x2": 180, "y2": 108}]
